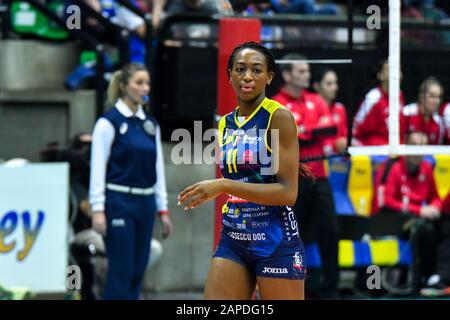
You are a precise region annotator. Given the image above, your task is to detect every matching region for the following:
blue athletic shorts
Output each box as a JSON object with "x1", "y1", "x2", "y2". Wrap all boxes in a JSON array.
[{"x1": 213, "y1": 237, "x2": 306, "y2": 280}]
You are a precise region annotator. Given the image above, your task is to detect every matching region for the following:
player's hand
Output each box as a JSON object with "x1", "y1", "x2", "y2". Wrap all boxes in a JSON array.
[
  {"x1": 335, "y1": 137, "x2": 348, "y2": 153},
  {"x1": 318, "y1": 115, "x2": 332, "y2": 125},
  {"x1": 153, "y1": 0, "x2": 166, "y2": 8},
  {"x1": 92, "y1": 211, "x2": 107, "y2": 236},
  {"x1": 178, "y1": 179, "x2": 226, "y2": 211},
  {"x1": 159, "y1": 213, "x2": 173, "y2": 239},
  {"x1": 420, "y1": 205, "x2": 440, "y2": 220}
]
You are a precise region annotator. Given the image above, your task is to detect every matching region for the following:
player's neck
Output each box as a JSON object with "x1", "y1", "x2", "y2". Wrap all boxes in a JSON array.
[
  {"x1": 284, "y1": 84, "x2": 302, "y2": 99},
  {"x1": 237, "y1": 94, "x2": 265, "y2": 116},
  {"x1": 419, "y1": 104, "x2": 432, "y2": 119}
]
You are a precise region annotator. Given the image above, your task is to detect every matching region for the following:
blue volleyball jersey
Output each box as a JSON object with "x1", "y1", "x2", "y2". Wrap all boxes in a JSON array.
[
  {"x1": 103, "y1": 107, "x2": 158, "y2": 188},
  {"x1": 217, "y1": 97, "x2": 302, "y2": 257}
]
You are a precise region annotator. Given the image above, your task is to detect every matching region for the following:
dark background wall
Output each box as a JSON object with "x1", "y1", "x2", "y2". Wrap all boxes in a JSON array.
[{"x1": 153, "y1": 17, "x2": 450, "y2": 141}]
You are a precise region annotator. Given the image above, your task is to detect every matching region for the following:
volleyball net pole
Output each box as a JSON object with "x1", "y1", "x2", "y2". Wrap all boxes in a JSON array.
[{"x1": 388, "y1": 0, "x2": 401, "y2": 154}]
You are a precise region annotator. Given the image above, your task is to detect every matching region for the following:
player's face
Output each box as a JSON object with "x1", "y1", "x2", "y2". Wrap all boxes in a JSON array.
[
  {"x1": 230, "y1": 48, "x2": 273, "y2": 102},
  {"x1": 290, "y1": 63, "x2": 310, "y2": 90},
  {"x1": 406, "y1": 132, "x2": 427, "y2": 168},
  {"x1": 423, "y1": 84, "x2": 442, "y2": 115},
  {"x1": 377, "y1": 63, "x2": 403, "y2": 85},
  {"x1": 125, "y1": 70, "x2": 150, "y2": 105},
  {"x1": 377, "y1": 63, "x2": 389, "y2": 83},
  {"x1": 318, "y1": 71, "x2": 338, "y2": 102},
  {"x1": 377, "y1": 62, "x2": 403, "y2": 84}
]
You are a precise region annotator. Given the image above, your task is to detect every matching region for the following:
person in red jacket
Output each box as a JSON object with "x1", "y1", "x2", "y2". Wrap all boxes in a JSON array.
[
  {"x1": 400, "y1": 77, "x2": 445, "y2": 145},
  {"x1": 272, "y1": 53, "x2": 339, "y2": 299},
  {"x1": 440, "y1": 101, "x2": 450, "y2": 144},
  {"x1": 312, "y1": 67, "x2": 348, "y2": 154},
  {"x1": 374, "y1": 132, "x2": 450, "y2": 293},
  {"x1": 383, "y1": 137, "x2": 442, "y2": 217},
  {"x1": 352, "y1": 60, "x2": 405, "y2": 146}
]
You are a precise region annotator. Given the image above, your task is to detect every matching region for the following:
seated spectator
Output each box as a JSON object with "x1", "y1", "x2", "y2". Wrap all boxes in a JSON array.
[
  {"x1": 352, "y1": 59, "x2": 405, "y2": 146},
  {"x1": 440, "y1": 101, "x2": 450, "y2": 144},
  {"x1": 83, "y1": 0, "x2": 147, "y2": 37},
  {"x1": 65, "y1": 0, "x2": 151, "y2": 89},
  {"x1": 242, "y1": 2, "x2": 276, "y2": 16},
  {"x1": 133, "y1": 0, "x2": 169, "y2": 33},
  {"x1": 312, "y1": 67, "x2": 348, "y2": 154},
  {"x1": 403, "y1": 0, "x2": 448, "y2": 21},
  {"x1": 383, "y1": 132, "x2": 441, "y2": 218},
  {"x1": 166, "y1": 0, "x2": 221, "y2": 15},
  {"x1": 56, "y1": 133, "x2": 97, "y2": 300},
  {"x1": 271, "y1": 0, "x2": 339, "y2": 15},
  {"x1": 39, "y1": 134, "x2": 97, "y2": 299},
  {"x1": 373, "y1": 132, "x2": 447, "y2": 290},
  {"x1": 81, "y1": 0, "x2": 149, "y2": 63},
  {"x1": 400, "y1": 77, "x2": 445, "y2": 145},
  {"x1": 57, "y1": 133, "x2": 93, "y2": 232}
]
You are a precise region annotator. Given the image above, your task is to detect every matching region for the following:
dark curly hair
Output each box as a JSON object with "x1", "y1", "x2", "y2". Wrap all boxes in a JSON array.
[{"x1": 226, "y1": 41, "x2": 276, "y2": 78}]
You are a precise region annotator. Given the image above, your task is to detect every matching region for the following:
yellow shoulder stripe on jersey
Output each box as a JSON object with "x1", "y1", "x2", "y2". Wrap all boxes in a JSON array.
[
  {"x1": 263, "y1": 98, "x2": 285, "y2": 153},
  {"x1": 233, "y1": 98, "x2": 267, "y2": 128},
  {"x1": 217, "y1": 112, "x2": 231, "y2": 147}
]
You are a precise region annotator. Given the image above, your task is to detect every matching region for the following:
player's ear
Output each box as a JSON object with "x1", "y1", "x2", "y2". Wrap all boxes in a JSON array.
[{"x1": 267, "y1": 72, "x2": 274, "y2": 86}]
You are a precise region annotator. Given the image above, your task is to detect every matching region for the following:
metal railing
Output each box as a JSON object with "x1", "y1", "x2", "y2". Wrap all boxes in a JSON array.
[
  {"x1": 1, "y1": 0, "x2": 106, "y2": 118},
  {"x1": 1, "y1": 0, "x2": 154, "y2": 117},
  {"x1": 70, "y1": 0, "x2": 133, "y2": 65}
]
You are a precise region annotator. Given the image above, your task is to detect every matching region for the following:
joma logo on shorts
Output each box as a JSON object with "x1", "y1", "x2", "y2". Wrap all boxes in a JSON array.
[{"x1": 262, "y1": 267, "x2": 288, "y2": 274}]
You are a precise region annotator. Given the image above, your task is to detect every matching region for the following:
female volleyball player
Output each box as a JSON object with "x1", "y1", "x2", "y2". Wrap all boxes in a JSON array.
[
  {"x1": 312, "y1": 67, "x2": 348, "y2": 153},
  {"x1": 352, "y1": 59, "x2": 405, "y2": 146},
  {"x1": 178, "y1": 42, "x2": 309, "y2": 300},
  {"x1": 400, "y1": 77, "x2": 445, "y2": 145}
]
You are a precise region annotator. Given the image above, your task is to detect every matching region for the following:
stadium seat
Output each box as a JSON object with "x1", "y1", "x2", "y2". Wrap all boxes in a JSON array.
[
  {"x1": 11, "y1": 1, "x2": 69, "y2": 40},
  {"x1": 368, "y1": 238, "x2": 412, "y2": 266},
  {"x1": 320, "y1": 154, "x2": 418, "y2": 271},
  {"x1": 348, "y1": 155, "x2": 373, "y2": 217},
  {"x1": 327, "y1": 157, "x2": 354, "y2": 215},
  {"x1": 305, "y1": 243, "x2": 322, "y2": 269},
  {"x1": 352, "y1": 240, "x2": 372, "y2": 267},
  {"x1": 305, "y1": 239, "x2": 412, "y2": 269},
  {"x1": 370, "y1": 155, "x2": 389, "y2": 179},
  {"x1": 338, "y1": 240, "x2": 355, "y2": 268},
  {"x1": 432, "y1": 154, "x2": 450, "y2": 200},
  {"x1": 424, "y1": 155, "x2": 436, "y2": 167}
]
